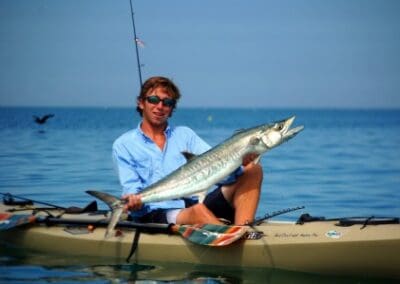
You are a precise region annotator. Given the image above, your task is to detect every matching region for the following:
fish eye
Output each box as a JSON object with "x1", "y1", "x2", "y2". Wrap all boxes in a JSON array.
[{"x1": 276, "y1": 123, "x2": 283, "y2": 130}]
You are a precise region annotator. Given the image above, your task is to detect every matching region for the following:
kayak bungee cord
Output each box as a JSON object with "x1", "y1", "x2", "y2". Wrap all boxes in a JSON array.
[{"x1": 296, "y1": 213, "x2": 400, "y2": 228}]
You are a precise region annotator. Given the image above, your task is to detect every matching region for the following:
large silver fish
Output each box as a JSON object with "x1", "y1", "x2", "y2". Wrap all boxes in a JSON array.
[{"x1": 88, "y1": 116, "x2": 303, "y2": 237}]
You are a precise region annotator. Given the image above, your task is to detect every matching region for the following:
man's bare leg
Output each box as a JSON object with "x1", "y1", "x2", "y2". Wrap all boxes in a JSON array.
[
  {"x1": 176, "y1": 203, "x2": 223, "y2": 225},
  {"x1": 176, "y1": 162, "x2": 262, "y2": 226},
  {"x1": 221, "y1": 162, "x2": 263, "y2": 225}
]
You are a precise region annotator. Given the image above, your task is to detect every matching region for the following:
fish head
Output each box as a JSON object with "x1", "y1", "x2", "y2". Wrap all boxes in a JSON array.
[{"x1": 257, "y1": 116, "x2": 304, "y2": 149}]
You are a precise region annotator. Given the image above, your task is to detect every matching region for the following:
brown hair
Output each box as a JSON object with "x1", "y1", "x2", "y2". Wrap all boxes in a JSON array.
[{"x1": 136, "y1": 76, "x2": 181, "y2": 116}]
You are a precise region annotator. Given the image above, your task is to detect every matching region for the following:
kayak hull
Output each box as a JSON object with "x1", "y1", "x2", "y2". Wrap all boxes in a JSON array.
[{"x1": 1, "y1": 204, "x2": 399, "y2": 279}]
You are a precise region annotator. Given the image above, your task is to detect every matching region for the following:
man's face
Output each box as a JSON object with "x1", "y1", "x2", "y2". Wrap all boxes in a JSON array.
[{"x1": 139, "y1": 87, "x2": 175, "y2": 127}]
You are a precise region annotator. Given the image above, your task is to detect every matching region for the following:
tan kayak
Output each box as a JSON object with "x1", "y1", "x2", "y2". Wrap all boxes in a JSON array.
[{"x1": 0, "y1": 202, "x2": 399, "y2": 279}]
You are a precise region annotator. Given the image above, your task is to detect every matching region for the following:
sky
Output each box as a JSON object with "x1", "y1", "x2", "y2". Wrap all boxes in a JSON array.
[{"x1": 0, "y1": 0, "x2": 399, "y2": 109}]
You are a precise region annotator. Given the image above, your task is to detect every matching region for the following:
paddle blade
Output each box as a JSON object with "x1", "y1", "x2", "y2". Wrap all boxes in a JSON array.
[
  {"x1": 0, "y1": 213, "x2": 36, "y2": 230},
  {"x1": 176, "y1": 224, "x2": 247, "y2": 246}
]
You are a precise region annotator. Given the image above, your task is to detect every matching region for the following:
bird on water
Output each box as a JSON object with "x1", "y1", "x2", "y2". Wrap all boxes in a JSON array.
[{"x1": 33, "y1": 114, "x2": 54, "y2": 125}]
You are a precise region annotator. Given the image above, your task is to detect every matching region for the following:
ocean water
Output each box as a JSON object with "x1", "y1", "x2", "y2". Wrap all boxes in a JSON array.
[{"x1": 0, "y1": 107, "x2": 399, "y2": 283}]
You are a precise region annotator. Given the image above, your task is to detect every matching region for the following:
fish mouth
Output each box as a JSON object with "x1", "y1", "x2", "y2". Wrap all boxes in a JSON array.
[{"x1": 281, "y1": 116, "x2": 304, "y2": 141}]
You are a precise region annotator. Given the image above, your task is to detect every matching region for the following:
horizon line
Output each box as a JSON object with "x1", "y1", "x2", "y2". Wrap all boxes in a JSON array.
[{"x1": 1, "y1": 105, "x2": 400, "y2": 111}]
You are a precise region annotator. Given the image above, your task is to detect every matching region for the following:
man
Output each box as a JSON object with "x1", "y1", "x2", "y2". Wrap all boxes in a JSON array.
[{"x1": 112, "y1": 76, "x2": 263, "y2": 225}]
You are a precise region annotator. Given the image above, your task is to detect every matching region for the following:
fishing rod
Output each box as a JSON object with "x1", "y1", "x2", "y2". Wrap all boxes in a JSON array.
[
  {"x1": 0, "y1": 192, "x2": 65, "y2": 209},
  {"x1": 249, "y1": 206, "x2": 305, "y2": 226},
  {"x1": 0, "y1": 192, "x2": 99, "y2": 214},
  {"x1": 129, "y1": 0, "x2": 143, "y2": 87}
]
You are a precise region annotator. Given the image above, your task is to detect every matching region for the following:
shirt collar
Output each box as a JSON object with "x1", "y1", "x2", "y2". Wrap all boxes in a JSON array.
[{"x1": 136, "y1": 121, "x2": 173, "y2": 142}]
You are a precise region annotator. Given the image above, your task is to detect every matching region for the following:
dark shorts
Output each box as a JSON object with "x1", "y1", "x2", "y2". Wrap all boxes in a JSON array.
[
  {"x1": 137, "y1": 187, "x2": 235, "y2": 224},
  {"x1": 203, "y1": 187, "x2": 235, "y2": 223}
]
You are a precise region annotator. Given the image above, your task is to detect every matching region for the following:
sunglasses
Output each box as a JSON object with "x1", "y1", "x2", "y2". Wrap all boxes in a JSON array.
[{"x1": 145, "y1": 95, "x2": 176, "y2": 107}]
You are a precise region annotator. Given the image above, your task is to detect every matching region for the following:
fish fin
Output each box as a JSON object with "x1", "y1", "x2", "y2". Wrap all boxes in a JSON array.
[
  {"x1": 253, "y1": 155, "x2": 261, "y2": 164},
  {"x1": 181, "y1": 151, "x2": 197, "y2": 162},
  {"x1": 234, "y1": 129, "x2": 245, "y2": 134},
  {"x1": 86, "y1": 190, "x2": 124, "y2": 238},
  {"x1": 105, "y1": 206, "x2": 123, "y2": 238},
  {"x1": 86, "y1": 190, "x2": 120, "y2": 210},
  {"x1": 195, "y1": 191, "x2": 207, "y2": 204}
]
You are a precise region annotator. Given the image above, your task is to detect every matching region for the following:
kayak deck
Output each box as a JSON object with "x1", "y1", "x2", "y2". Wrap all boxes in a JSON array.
[{"x1": 1, "y1": 203, "x2": 399, "y2": 279}]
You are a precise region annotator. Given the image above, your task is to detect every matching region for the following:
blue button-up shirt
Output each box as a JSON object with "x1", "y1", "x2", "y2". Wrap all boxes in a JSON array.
[{"x1": 112, "y1": 123, "x2": 242, "y2": 218}]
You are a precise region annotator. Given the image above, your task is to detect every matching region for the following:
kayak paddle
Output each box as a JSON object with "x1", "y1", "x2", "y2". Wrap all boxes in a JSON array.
[
  {"x1": 0, "y1": 213, "x2": 36, "y2": 230},
  {"x1": 0, "y1": 212, "x2": 247, "y2": 247}
]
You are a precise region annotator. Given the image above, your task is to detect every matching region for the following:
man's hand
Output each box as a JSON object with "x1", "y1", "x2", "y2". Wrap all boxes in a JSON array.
[
  {"x1": 123, "y1": 194, "x2": 143, "y2": 212},
  {"x1": 242, "y1": 153, "x2": 260, "y2": 166}
]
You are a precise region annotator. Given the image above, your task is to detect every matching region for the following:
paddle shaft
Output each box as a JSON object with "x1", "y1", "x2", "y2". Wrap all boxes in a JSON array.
[
  {"x1": 34, "y1": 216, "x2": 246, "y2": 246},
  {"x1": 37, "y1": 216, "x2": 173, "y2": 234}
]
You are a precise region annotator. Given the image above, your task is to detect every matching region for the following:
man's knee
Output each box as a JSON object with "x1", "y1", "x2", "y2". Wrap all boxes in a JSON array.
[
  {"x1": 178, "y1": 203, "x2": 221, "y2": 225},
  {"x1": 244, "y1": 162, "x2": 263, "y2": 181},
  {"x1": 190, "y1": 203, "x2": 214, "y2": 220}
]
